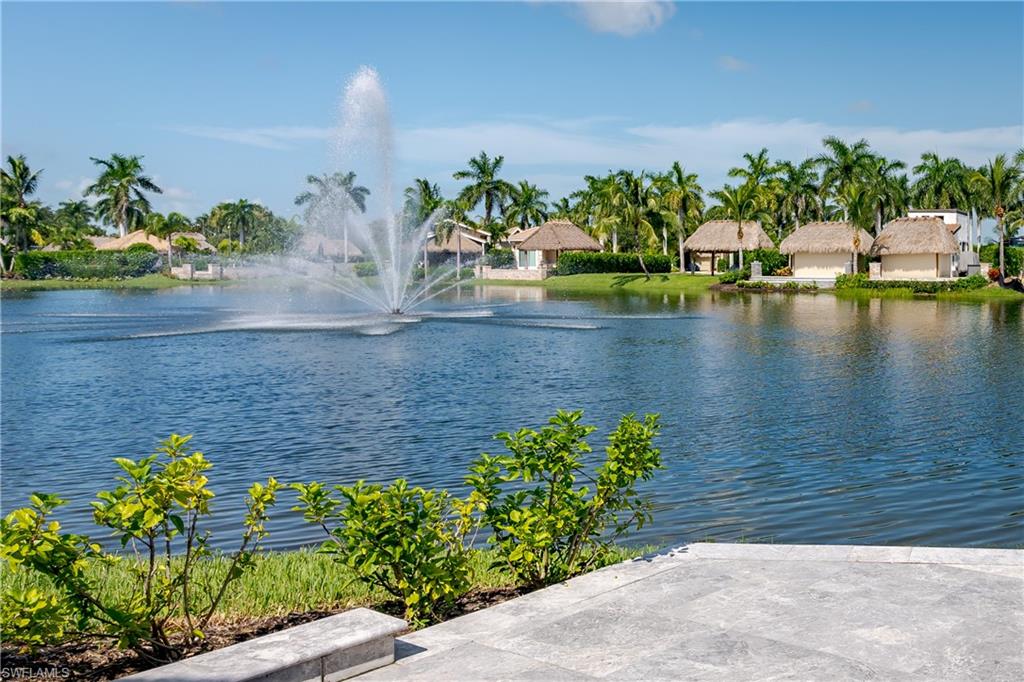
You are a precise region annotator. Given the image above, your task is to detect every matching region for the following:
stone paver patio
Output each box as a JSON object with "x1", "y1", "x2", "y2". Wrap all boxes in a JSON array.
[{"x1": 359, "y1": 543, "x2": 1023, "y2": 681}]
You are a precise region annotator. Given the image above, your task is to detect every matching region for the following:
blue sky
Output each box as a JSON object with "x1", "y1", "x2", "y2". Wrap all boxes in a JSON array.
[{"x1": 3, "y1": 1, "x2": 1022, "y2": 225}]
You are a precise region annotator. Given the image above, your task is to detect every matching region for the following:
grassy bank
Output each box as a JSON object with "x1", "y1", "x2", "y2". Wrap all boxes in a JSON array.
[
  {"x1": 475, "y1": 272, "x2": 720, "y2": 295},
  {"x1": 0, "y1": 274, "x2": 230, "y2": 292},
  {"x1": 1, "y1": 545, "x2": 645, "y2": 624},
  {"x1": 833, "y1": 286, "x2": 1024, "y2": 303}
]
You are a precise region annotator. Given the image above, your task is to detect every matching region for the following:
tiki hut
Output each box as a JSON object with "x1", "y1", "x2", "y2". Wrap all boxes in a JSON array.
[
  {"x1": 869, "y1": 217, "x2": 959, "y2": 279},
  {"x1": 425, "y1": 229, "x2": 485, "y2": 257},
  {"x1": 97, "y1": 230, "x2": 214, "y2": 253},
  {"x1": 779, "y1": 222, "x2": 874, "y2": 278},
  {"x1": 298, "y1": 232, "x2": 363, "y2": 260},
  {"x1": 508, "y1": 220, "x2": 601, "y2": 270},
  {"x1": 683, "y1": 220, "x2": 774, "y2": 275}
]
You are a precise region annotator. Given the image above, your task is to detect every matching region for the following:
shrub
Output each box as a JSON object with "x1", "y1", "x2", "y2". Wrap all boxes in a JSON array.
[
  {"x1": 776, "y1": 266, "x2": 793, "y2": 277},
  {"x1": 125, "y1": 242, "x2": 157, "y2": 253},
  {"x1": 718, "y1": 266, "x2": 750, "y2": 284},
  {"x1": 745, "y1": 249, "x2": 788, "y2": 275},
  {"x1": 737, "y1": 280, "x2": 818, "y2": 292},
  {"x1": 354, "y1": 261, "x2": 378, "y2": 277},
  {"x1": 12, "y1": 250, "x2": 160, "y2": 280},
  {"x1": 173, "y1": 236, "x2": 200, "y2": 253},
  {"x1": 716, "y1": 257, "x2": 731, "y2": 273},
  {"x1": 0, "y1": 435, "x2": 280, "y2": 661},
  {"x1": 834, "y1": 272, "x2": 987, "y2": 294},
  {"x1": 292, "y1": 480, "x2": 473, "y2": 626},
  {"x1": 484, "y1": 248, "x2": 515, "y2": 268},
  {"x1": 988, "y1": 267, "x2": 1002, "y2": 282},
  {"x1": 467, "y1": 410, "x2": 662, "y2": 588},
  {"x1": 556, "y1": 251, "x2": 671, "y2": 275},
  {"x1": 979, "y1": 244, "x2": 1023, "y2": 277}
]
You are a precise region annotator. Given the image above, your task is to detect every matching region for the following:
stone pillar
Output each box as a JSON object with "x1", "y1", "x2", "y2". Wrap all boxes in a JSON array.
[
  {"x1": 750, "y1": 261, "x2": 762, "y2": 279},
  {"x1": 869, "y1": 262, "x2": 881, "y2": 280}
]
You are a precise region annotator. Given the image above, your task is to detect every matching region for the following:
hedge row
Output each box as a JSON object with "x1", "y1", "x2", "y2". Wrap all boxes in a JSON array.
[
  {"x1": 736, "y1": 280, "x2": 819, "y2": 292},
  {"x1": 834, "y1": 273, "x2": 989, "y2": 293},
  {"x1": 556, "y1": 251, "x2": 672, "y2": 275},
  {"x1": 978, "y1": 244, "x2": 1023, "y2": 276},
  {"x1": 13, "y1": 250, "x2": 162, "y2": 280}
]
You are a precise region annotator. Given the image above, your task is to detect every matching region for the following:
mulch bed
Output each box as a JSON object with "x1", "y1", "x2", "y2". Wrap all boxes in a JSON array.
[{"x1": 0, "y1": 586, "x2": 528, "y2": 681}]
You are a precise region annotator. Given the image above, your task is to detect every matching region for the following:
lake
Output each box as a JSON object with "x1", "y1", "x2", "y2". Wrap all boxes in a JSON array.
[{"x1": 1, "y1": 283, "x2": 1021, "y2": 550}]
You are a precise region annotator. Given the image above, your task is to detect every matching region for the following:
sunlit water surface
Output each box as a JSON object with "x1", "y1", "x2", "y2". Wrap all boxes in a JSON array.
[{"x1": 2, "y1": 283, "x2": 1021, "y2": 549}]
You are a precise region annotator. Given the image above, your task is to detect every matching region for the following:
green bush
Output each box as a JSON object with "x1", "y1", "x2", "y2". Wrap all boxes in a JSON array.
[
  {"x1": 556, "y1": 251, "x2": 672, "y2": 275},
  {"x1": 467, "y1": 410, "x2": 662, "y2": 588},
  {"x1": 0, "y1": 435, "x2": 280, "y2": 661},
  {"x1": 979, "y1": 244, "x2": 1023, "y2": 276},
  {"x1": 736, "y1": 280, "x2": 819, "y2": 292},
  {"x1": 354, "y1": 261, "x2": 378, "y2": 277},
  {"x1": 718, "y1": 267, "x2": 750, "y2": 284},
  {"x1": 292, "y1": 479, "x2": 473, "y2": 626},
  {"x1": 13, "y1": 250, "x2": 161, "y2": 280},
  {"x1": 834, "y1": 273, "x2": 988, "y2": 293},
  {"x1": 125, "y1": 242, "x2": 158, "y2": 253},
  {"x1": 746, "y1": 249, "x2": 788, "y2": 275},
  {"x1": 484, "y1": 248, "x2": 515, "y2": 268}
]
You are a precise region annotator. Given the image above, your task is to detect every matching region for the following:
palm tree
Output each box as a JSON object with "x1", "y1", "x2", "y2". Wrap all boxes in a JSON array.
[
  {"x1": 776, "y1": 160, "x2": 819, "y2": 239},
  {"x1": 295, "y1": 172, "x2": 369, "y2": 262},
  {"x1": 711, "y1": 181, "x2": 764, "y2": 269},
  {"x1": 863, "y1": 156, "x2": 908, "y2": 235},
  {"x1": 610, "y1": 171, "x2": 678, "y2": 278},
  {"x1": 658, "y1": 162, "x2": 704, "y2": 269},
  {"x1": 837, "y1": 184, "x2": 875, "y2": 272},
  {"x1": 504, "y1": 181, "x2": 549, "y2": 232},
  {"x1": 549, "y1": 197, "x2": 572, "y2": 219},
  {"x1": 403, "y1": 178, "x2": 444, "y2": 226},
  {"x1": 815, "y1": 137, "x2": 874, "y2": 217},
  {"x1": 146, "y1": 212, "x2": 192, "y2": 266},
  {"x1": 435, "y1": 197, "x2": 477, "y2": 277},
  {"x1": 216, "y1": 200, "x2": 259, "y2": 250},
  {"x1": 912, "y1": 153, "x2": 968, "y2": 209},
  {"x1": 453, "y1": 152, "x2": 514, "y2": 228},
  {"x1": 55, "y1": 200, "x2": 96, "y2": 232},
  {"x1": 84, "y1": 154, "x2": 162, "y2": 237},
  {"x1": 728, "y1": 148, "x2": 778, "y2": 188},
  {"x1": 1, "y1": 155, "x2": 43, "y2": 251},
  {"x1": 972, "y1": 154, "x2": 1022, "y2": 280}
]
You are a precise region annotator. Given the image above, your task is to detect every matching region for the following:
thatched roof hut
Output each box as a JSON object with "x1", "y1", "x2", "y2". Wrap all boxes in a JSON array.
[
  {"x1": 684, "y1": 220, "x2": 774, "y2": 252},
  {"x1": 86, "y1": 235, "x2": 115, "y2": 249},
  {"x1": 97, "y1": 230, "x2": 214, "y2": 252},
  {"x1": 510, "y1": 220, "x2": 601, "y2": 252},
  {"x1": 426, "y1": 229, "x2": 485, "y2": 254},
  {"x1": 869, "y1": 217, "x2": 958, "y2": 257},
  {"x1": 298, "y1": 232, "x2": 363, "y2": 259},
  {"x1": 780, "y1": 222, "x2": 874, "y2": 255}
]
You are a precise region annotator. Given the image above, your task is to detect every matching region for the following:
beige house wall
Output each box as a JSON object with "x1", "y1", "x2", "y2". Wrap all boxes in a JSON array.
[
  {"x1": 691, "y1": 251, "x2": 734, "y2": 275},
  {"x1": 791, "y1": 253, "x2": 849, "y2": 278},
  {"x1": 878, "y1": 253, "x2": 951, "y2": 279}
]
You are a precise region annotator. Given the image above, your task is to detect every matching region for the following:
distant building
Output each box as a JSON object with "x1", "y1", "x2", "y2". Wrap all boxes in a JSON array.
[
  {"x1": 779, "y1": 222, "x2": 874, "y2": 278},
  {"x1": 508, "y1": 220, "x2": 601, "y2": 271},
  {"x1": 869, "y1": 217, "x2": 959, "y2": 279},
  {"x1": 683, "y1": 220, "x2": 774, "y2": 274}
]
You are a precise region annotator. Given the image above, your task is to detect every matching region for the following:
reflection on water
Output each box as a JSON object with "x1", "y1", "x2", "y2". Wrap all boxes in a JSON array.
[{"x1": 1, "y1": 284, "x2": 1021, "y2": 549}]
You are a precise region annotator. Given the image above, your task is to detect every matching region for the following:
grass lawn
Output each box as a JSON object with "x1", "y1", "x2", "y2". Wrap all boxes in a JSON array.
[
  {"x1": 2, "y1": 545, "x2": 645, "y2": 624},
  {"x1": 475, "y1": 272, "x2": 720, "y2": 294},
  {"x1": 834, "y1": 285, "x2": 1024, "y2": 303},
  {"x1": 0, "y1": 274, "x2": 230, "y2": 292}
]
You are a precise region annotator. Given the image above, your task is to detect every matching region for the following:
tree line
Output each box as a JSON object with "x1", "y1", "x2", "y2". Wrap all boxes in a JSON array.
[{"x1": 4, "y1": 138, "x2": 1023, "y2": 276}]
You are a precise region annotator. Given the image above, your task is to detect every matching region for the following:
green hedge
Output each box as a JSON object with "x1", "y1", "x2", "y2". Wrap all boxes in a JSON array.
[
  {"x1": 13, "y1": 250, "x2": 161, "y2": 280},
  {"x1": 834, "y1": 273, "x2": 989, "y2": 293},
  {"x1": 556, "y1": 251, "x2": 672, "y2": 275},
  {"x1": 746, "y1": 249, "x2": 788, "y2": 275},
  {"x1": 353, "y1": 261, "x2": 378, "y2": 277},
  {"x1": 979, "y1": 244, "x2": 1023, "y2": 276},
  {"x1": 736, "y1": 280, "x2": 819, "y2": 291},
  {"x1": 484, "y1": 248, "x2": 515, "y2": 268}
]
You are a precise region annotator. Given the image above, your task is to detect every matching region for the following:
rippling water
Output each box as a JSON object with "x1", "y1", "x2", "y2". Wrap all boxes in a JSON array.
[{"x1": 2, "y1": 283, "x2": 1021, "y2": 549}]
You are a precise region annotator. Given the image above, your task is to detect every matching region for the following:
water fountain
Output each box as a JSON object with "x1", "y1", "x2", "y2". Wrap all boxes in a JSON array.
[{"x1": 296, "y1": 66, "x2": 471, "y2": 315}]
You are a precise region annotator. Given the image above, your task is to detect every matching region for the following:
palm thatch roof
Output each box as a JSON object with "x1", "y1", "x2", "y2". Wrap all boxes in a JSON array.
[
  {"x1": 96, "y1": 230, "x2": 214, "y2": 252},
  {"x1": 426, "y1": 229, "x2": 485, "y2": 254},
  {"x1": 869, "y1": 217, "x2": 958, "y2": 257},
  {"x1": 86, "y1": 235, "x2": 115, "y2": 249},
  {"x1": 511, "y1": 220, "x2": 601, "y2": 252},
  {"x1": 779, "y1": 222, "x2": 874, "y2": 255},
  {"x1": 684, "y1": 220, "x2": 774, "y2": 252}
]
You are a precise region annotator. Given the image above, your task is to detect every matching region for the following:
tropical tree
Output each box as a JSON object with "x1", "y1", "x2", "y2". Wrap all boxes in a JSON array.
[
  {"x1": 710, "y1": 181, "x2": 764, "y2": 269},
  {"x1": 453, "y1": 152, "x2": 514, "y2": 227},
  {"x1": 836, "y1": 184, "x2": 875, "y2": 272},
  {"x1": 295, "y1": 172, "x2": 369, "y2": 262},
  {"x1": 1, "y1": 154, "x2": 43, "y2": 252},
  {"x1": 972, "y1": 154, "x2": 1022, "y2": 280},
  {"x1": 912, "y1": 153, "x2": 968, "y2": 209},
  {"x1": 549, "y1": 197, "x2": 572, "y2": 219},
  {"x1": 728, "y1": 148, "x2": 778, "y2": 188},
  {"x1": 504, "y1": 180, "x2": 549, "y2": 231},
  {"x1": 815, "y1": 137, "x2": 874, "y2": 216},
  {"x1": 54, "y1": 200, "x2": 96, "y2": 233},
  {"x1": 863, "y1": 156, "x2": 908, "y2": 235},
  {"x1": 776, "y1": 159, "x2": 819, "y2": 238},
  {"x1": 658, "y1": 162, "x2": 705, "y2": 268},
  {"x1": 403, "y1": 178, "x2": 444, "y2": 226},
  {"x1": 84, "y1": 154, "x2": 162, "y2": 237},
  {"x1": 215, "y1": 199, "x2": 260, "y2": 249}
]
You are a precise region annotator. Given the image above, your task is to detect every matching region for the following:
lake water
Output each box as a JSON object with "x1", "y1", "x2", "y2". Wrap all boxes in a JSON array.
[{"x1": 2, "y1": 283, "x2": 1022, "y2": 550}]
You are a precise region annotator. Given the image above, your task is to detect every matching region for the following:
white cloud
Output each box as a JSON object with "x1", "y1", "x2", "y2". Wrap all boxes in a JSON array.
[
  {"x1": 54, "y1": 177, "x2": 95, "y2": 201},
  {"x1": 567, "y1": 1, "x2": 676, "y2": 37},
  {"x1": 166, "y1": 125, "x2": 331, "y2": 150},
  {"x1": 717, "y1": 55, "x2": 751, "y2": 72}
]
